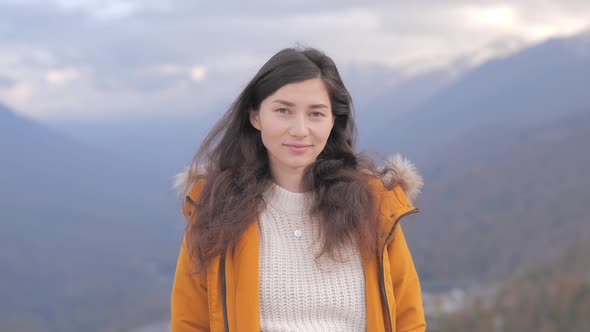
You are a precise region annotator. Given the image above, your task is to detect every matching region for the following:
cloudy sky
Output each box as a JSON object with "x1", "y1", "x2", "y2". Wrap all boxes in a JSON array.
[{"x1": 1, "y1": 0, "x2": 589, "y2": 121}]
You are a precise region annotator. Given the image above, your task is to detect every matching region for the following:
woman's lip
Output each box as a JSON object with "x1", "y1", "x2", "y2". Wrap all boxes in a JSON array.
[
  {"x1": 285, "y1": 144, "x2": 311, "y2": 153},
  {"x1": 285, "y1": 144, "x2": 312, "y2": 147}
]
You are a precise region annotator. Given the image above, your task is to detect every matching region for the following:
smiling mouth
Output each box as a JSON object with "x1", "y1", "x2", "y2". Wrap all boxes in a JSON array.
[
  {"x1": 285, "y1": 144, "x2": 312, "y2": 148},
  {"x1": 284, "y1": 144, "x2": 312, "y2": 153}
]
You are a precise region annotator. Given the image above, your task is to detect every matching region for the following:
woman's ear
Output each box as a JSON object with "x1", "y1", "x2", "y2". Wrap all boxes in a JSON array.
[{"x1": 249, "y1": 110, "x2": 261, "y2": 130}]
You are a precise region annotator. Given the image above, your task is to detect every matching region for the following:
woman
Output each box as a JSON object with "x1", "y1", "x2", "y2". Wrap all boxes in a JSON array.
[{"x1": 171, "y1": 46, "x2": 426, "y2": 332}]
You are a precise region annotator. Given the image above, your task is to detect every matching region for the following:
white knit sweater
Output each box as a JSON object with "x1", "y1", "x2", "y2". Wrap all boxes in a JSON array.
[{"x1": 258, "y1": 182, "x2": 366, "y2": 331}]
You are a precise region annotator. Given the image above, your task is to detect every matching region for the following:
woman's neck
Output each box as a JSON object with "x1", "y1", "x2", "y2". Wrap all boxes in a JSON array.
[{"x1": 270, "y1": 165, "x2": 308, "y2": 193}]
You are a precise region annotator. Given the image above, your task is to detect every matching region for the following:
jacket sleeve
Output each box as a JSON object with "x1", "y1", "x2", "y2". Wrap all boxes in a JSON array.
[
  {"x1": 170, "y1": 191, "x2": 210, "y2": 331},
  {"x1": 388, "y1": 224, "x2": 427, "y2": 332}
]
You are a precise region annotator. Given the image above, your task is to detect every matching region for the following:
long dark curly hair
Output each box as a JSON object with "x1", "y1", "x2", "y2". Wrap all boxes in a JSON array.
[{"x1": 181, "y1": 46, "x2": 391, "y2": 271}]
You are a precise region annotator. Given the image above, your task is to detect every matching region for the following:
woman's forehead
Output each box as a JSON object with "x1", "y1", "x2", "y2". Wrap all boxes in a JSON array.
[{"x1": 265, "y1": 79, "x2": 330, "y2": 106}]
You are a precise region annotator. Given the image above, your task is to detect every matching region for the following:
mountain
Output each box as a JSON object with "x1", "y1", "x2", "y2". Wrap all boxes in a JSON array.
[
  {"x1": 42, "y1": 103, "x2": 221, "y2": 182},
  {"x1": 365, "y1": 31, "x2": 590, "y2": 163},
  {"x1": 356, "y1": 68, "x2": 456, "y2": 150},
  {"x1": 405, "y1": 110, "x2": 590, "y2": 283},
  {"x1": 0, "y1": 104, "x2": 182, "y2": 331}
]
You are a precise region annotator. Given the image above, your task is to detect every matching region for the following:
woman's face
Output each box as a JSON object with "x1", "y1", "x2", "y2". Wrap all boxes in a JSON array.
[{"x1": 250, "y1": 78, "x2": 335, "y2": 177}]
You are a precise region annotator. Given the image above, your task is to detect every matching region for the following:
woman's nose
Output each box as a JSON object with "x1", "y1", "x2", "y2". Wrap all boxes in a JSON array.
[{"x1": 289, "y1": 116, "x2": 310, "y2": 136}]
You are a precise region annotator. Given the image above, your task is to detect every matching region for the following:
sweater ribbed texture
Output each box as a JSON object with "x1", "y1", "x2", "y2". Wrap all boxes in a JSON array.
[{"x1": 258, "y1": 182, "x2": 366, "y2": 332}]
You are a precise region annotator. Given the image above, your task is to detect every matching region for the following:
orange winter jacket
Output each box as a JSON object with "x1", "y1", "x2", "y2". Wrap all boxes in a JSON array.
[{"x1": 171, "y1": 159, "x2": 426, "y2": 332}]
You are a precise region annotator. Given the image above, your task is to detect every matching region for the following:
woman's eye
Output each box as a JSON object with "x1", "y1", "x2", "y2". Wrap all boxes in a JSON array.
[
  {"x1": 311, "y1": 112, "x2": 324, "y2": 117},
  {"x1": 276, "y1": 108, "x2": 289, "y2": 114}
]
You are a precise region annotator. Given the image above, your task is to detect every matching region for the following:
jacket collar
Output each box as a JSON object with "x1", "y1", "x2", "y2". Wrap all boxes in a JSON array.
[{"x1": 173, "y1": 153, "x2": 423, "y2": 206}]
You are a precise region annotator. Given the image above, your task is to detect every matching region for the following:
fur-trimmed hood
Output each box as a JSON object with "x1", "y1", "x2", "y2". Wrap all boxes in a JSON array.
[
  {"x1": 380, "y1": 153, "x2": 423, "y2": 203},
  {"x1": 172, "y1": 153, "x2": 423, "y2": 204}
]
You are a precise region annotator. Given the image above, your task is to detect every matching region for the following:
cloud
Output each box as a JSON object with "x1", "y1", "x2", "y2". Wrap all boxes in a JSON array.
[
  {"x1": 45, "y1": 67, "x2": 81, "y2": 85},
  {"x1": 190, "y1": 65, "x2": 207, "y2": 81},
  {"x1": 464, "y1": 4, "x2": 518, "y2": 29},
  {"x1": 1, "y1": 81, "x2": 33, "y2": 103},
  {"x1": 0, "y1": 0, "x2": 589, "y2": 120},
  {"x1": 0, "y1": 76, "x2": 16, "y2": 88},
  {"x1": 55, "y1": 0, "x2": 141, "y2": 19}
]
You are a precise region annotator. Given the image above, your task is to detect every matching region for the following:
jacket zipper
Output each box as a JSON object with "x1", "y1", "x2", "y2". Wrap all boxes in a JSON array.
[
  {"x1": 221, "y1": 252, "x2": 229, "y2": 332},
  {"x1": 379, "y1": 208, "x2": 419, "y2": 332}
]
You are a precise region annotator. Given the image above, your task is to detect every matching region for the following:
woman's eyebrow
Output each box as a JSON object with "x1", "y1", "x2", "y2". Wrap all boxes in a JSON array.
[{"x1": 271, "y1": 99, "x2": 329, "y2": 109}]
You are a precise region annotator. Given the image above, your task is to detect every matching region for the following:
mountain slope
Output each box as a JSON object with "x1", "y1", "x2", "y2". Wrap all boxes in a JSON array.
[
  {"x1": 0, "y1": 104, "x2": 181, "y2": 331},
  {"x1": 406, "y1": 110, "x2": 590, "y2": 282}
]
